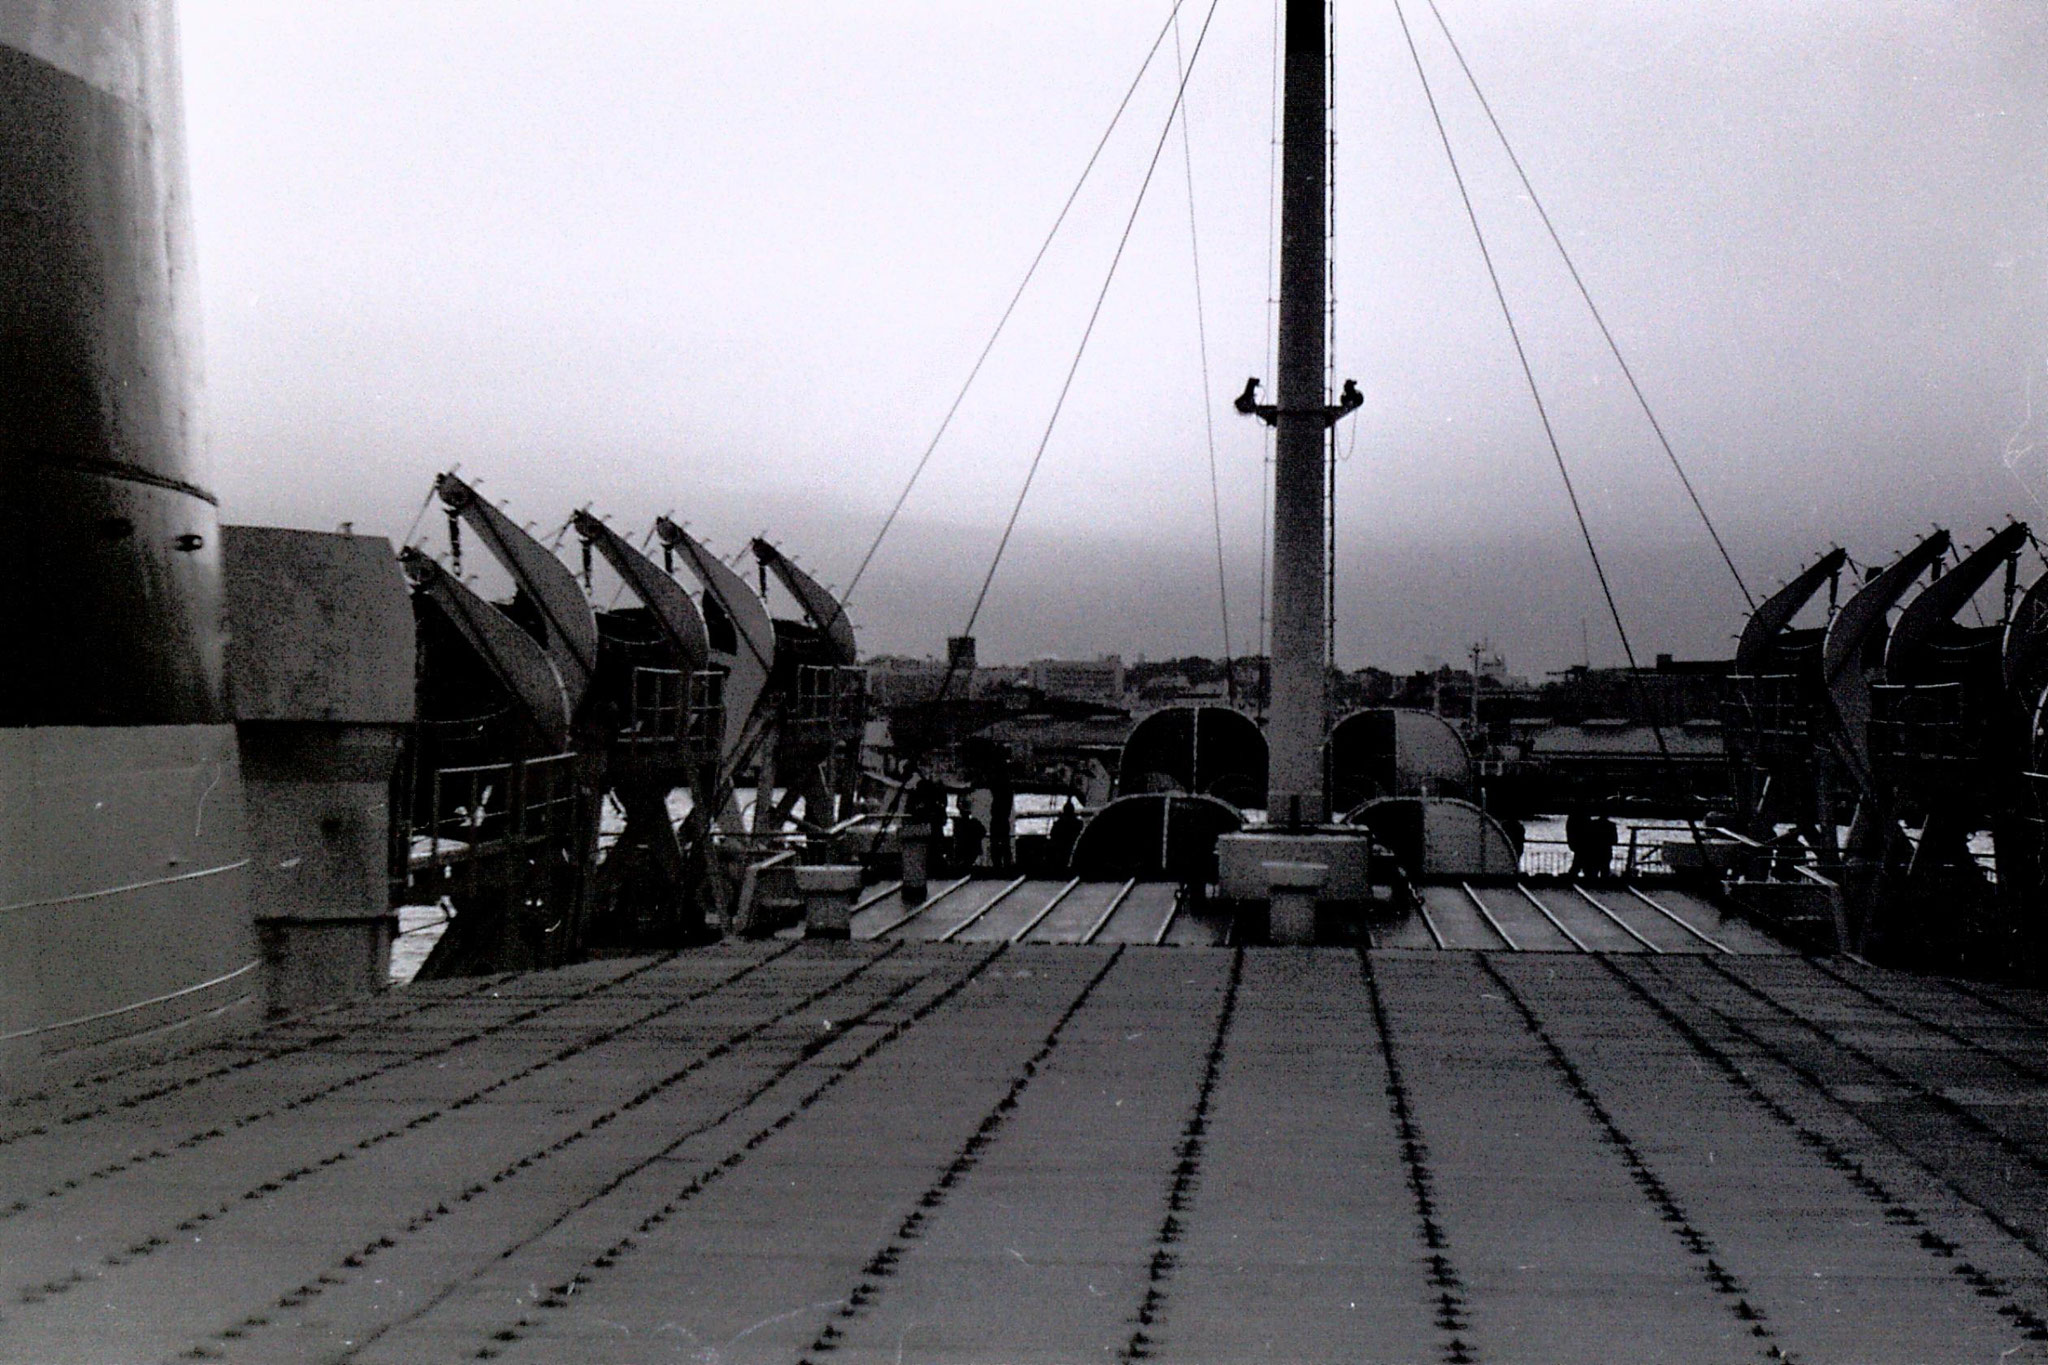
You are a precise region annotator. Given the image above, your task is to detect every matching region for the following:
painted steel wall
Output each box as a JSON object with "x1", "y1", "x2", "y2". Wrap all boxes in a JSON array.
[
  {"x1": 0, "y1": 2, "x2": 254, "y2": 1082},
  {"x1": 0, "y1": 0, "x2": 219, "y2": 725}
]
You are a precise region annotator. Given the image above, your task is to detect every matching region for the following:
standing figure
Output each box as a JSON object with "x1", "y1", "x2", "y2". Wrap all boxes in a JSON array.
[
  {"x1": 951, "y1": 804, "x2": 987, "y2": 872},
  {"x1": 1589, "y1": 812, "x2": 1619, "y2": 881},
  {"x1": 1565, "y1": 809, "x2": 1593, "y2": 879},
  {"x1": 1048, "y1": 800, "x2": 1084, "y2": 871}
]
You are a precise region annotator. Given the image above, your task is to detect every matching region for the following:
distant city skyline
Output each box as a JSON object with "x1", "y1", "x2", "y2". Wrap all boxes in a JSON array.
[{"x1": 177, "y1": 2, "x2": 2048, "y2": 671}]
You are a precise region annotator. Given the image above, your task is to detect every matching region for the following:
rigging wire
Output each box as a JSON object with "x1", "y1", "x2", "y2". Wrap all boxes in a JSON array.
[
  {"x1": 1421, "y1": 0, "x2": 1755, "y2": 612},
  {"x1": 545, "y1": 515, "x2": 575, "y2": 554},
  {"x1": 846, "y1": 0, "x2": 1230, "y2": 865},
  {"x1": 401, "y1": 479, "x2": 442, "y2": 550},
  {"x1": 1171, "y1": 8, "x2": 1235, "y2": 699},
  {"x1": 956, "y1": 0, "x2": 1227, "y2": 646},
  {"x1": 1256, "y1": 0, "x2": 1282, "y2": 714},
  {"x1": 1324, "y1": 0, "x2": 1339, "y2": 680},
  {"x1": 1390, "y1": 0, "x2": 1704, "y2": 829},
  {"x1": 840, "y1": 0, "x2": 1192, "y2": 606}
]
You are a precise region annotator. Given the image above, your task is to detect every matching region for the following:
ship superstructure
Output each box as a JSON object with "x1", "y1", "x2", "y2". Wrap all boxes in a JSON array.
[{"x1": 0, "y1": 0, "x2": 258, "y2": 1078}]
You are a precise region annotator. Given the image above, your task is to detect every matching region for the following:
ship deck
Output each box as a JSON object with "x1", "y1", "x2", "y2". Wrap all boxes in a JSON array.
[
  {"x1": 851, "y1": 875, "x2": 1785, "y2": 957},
  {"x1": 6, "y1": 939, "x2": 2048, "y2": 1362}
]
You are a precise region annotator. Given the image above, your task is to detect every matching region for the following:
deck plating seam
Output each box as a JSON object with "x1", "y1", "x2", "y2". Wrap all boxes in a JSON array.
[
  {"x1": 4, "y1": 945, "x2": 809, "y2": 1320},
  {"x1": 1601, "y1": 956, "x2": 2048, "y2": 1344},
  {"x1": 1359, "y1": 949, "x2": 1478, "y2": 1365},
  {"x1": 1114, "y1": 946, "x2": 1241, "y2": 1361},
  {"x1": 0, "y1": 968, "x2": 545, "y2": 1147},
  {"x1": 1701, "y1": 956, "x2": 2048, "y2": 1194},
  {"x1": 186, "y1": 943, "x2": 936, "y2": 1363},
  {"x1": 0, "y1": 958, "x2": 668, "y2": 1144},
  {"x1": 1663, "y1": 957, "x2": 2048, "y2": 1270},
  {"x1": 1799, "y1": 956, "x2": 2048, "y2": 1088},
  {"x1": 789, "y1": 947, "x2": 1125, "y2": 1364},
  {"x1": 417, "y1": 944, "x2": 1015, "y2": 1361},
  {"x1": 1476, "y1": 955, "x2": 1791, "y2": 1363},
  {"x1": 0, "y1": 949, "x2": 786, "y2": 1223}
]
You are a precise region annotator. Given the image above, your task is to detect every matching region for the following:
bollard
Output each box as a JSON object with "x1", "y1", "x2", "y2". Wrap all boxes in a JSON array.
[
  {"x1": 1262, "y1": 860, "x2": 1327, "y2": 946},
  {"x1": 795, "y1": 864, "x2": 864, "y2": 940},
  {"x1": 901, "y1": 823, "x2": 931, "y2": 904}
]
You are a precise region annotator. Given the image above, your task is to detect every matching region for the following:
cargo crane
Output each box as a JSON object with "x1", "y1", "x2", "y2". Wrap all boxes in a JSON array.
[
  {"x1": 1724, "y1": 546, "x2": 1850, "y2": 850},
  {"x1": 401, "y1": 500, "x2": 869, "y2": 945},
  {"x1": 749, "y1": 537, "x2": 868, "y2": 833},
  {"x1": 1865, "y1": 523, "x2": 2038, "y2": 971},
  {"x1": 653, "y1": 520, "x2": 866, "y2": 839},
  {"x1": 395, "y1": 474, "x2": 603, "y2": 975},
  {"x1": 400, "y1": 473, "x2": 753, "y2": 972},
  {"x1": 571, "y1": 512, "x2": 727, "y2": 947},
  {"x1": 1728, "y1": 526, "x2": 2048, "y2": 978}
]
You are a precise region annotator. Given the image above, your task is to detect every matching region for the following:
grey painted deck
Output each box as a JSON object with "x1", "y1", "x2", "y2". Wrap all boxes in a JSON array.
[
  {"x1": 852, "y1": 879, "x2": 1206, "y2": 946},
  {"x1": 852, "y1": 877, "x2": 1776, "y2": 956},
  {"x1": 1389, "y1": 882, "x2": 1786, "y2": 955},
  {"x1": 3, "y1": 942, "x2": 2047, "y2": 1362}
]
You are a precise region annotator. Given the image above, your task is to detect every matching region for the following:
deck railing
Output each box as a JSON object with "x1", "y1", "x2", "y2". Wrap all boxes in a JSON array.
[
  {"x1": 789, "y1": 665, "x2": 867, "y2": 736},
  {"x1": 416, "y1": 751, "x2": 586, "y2": 870},
  {"x1": 622, "y1": 667, "x2": 725, "y2": 753},
  {"x1": 1517, "y1": 824, "x2": 1691, "y2": 880}
]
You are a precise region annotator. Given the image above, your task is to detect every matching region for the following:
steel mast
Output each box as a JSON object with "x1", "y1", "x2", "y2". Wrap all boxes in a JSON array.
[{"x1": 1237, "y1": 0, "x2": 1361, "y2": 823}]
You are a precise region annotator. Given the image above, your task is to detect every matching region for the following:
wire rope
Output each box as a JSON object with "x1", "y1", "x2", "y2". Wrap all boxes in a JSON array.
[
  {"x1": 1257, "y1": 0, "x2": 1282, "y2": 714},
  {"x1": 840, "y1": 1, "x2": 1192, "y2": 605},
  {"x1": 1392, "y1": 0, "x2": 1704, "y2": 832},
  {"x1": 843, "y1": 0, "x2": 1225, "y2": 867},
  {"x1": 956, "y1": 0, "x2": 1227, "y2": 645},
  {"x1": 401, "y1": 479, "x2": 443, "y2": 550},
  {"x1": 1422, "y1": 0, "x2": 1754, "y2": 611},
  {"x1": 1171, "y1": 9, "x2": 1235, "y2": 697}
]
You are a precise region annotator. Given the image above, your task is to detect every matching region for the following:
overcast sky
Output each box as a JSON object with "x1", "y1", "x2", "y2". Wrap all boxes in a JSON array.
[{"x1": 178, "y1": 1, "x2": 2048, "y2": 672}]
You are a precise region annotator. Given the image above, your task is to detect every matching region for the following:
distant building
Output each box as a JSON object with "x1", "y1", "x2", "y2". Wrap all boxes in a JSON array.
[
  {"x1": 863, "y1": 654, "x2": 955, "y2": 707},
  {"x1": 1540, "y1": 657, "x2": 1731, "y2": 727},
  {"x1": 1029, "y1": 655, "x2": 1125, "y2": 705},
  {"x1": 1528, "y1": 718, "x2": 1729, "y2": 806}
]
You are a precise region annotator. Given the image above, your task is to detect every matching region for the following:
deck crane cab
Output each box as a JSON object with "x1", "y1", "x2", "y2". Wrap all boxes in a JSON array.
[
  {"x1": 398, "y1": 472, "x2": 604, "y2": 975},
  {"x1": 400, "y1": 475, "x2": 748, "y2": 976},
  {"x1": 1725, "y1": 526, "x2": 2048, "y2": 976},
  {"x1": 1864, "y1": 523, "x2": 2035, "y2": 970},
  {"x1": 571, "y1": 511, "x2": 727, "y2": 947},
  {"x1": 654, "y1": 518, "x2": 774, "y2": 829},
  {"x1": 1724, "y1": 547, "x2": 1850, "y2": 848},
  {"x1": 397, "y1": 543, "x2": 590, "y2": 977},
  {"x1": 749, "y1": 537, "x2": 868, "y2": 835},
  {"x1": 1807, "y1": 530, "x2": 1952, "y2": 949}
]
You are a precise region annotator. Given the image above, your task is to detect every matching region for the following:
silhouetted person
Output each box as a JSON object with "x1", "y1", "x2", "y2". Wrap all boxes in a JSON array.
[
  {"x1": 1589, "y1": 812, "x2": 1618, "y2": 881},
  {"x1": 990, "y1": 786, "x2": 1014, "y2": 870},
  {"x1": 1048, "y1": 800, "x2": 1083, "y2": 871},
  {"x1": 951, "y1": 807, "x2": 986, "y2": 872},
  {"x1": 1566, "y1": 810, "x2": 1593, "y2": 878}
]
